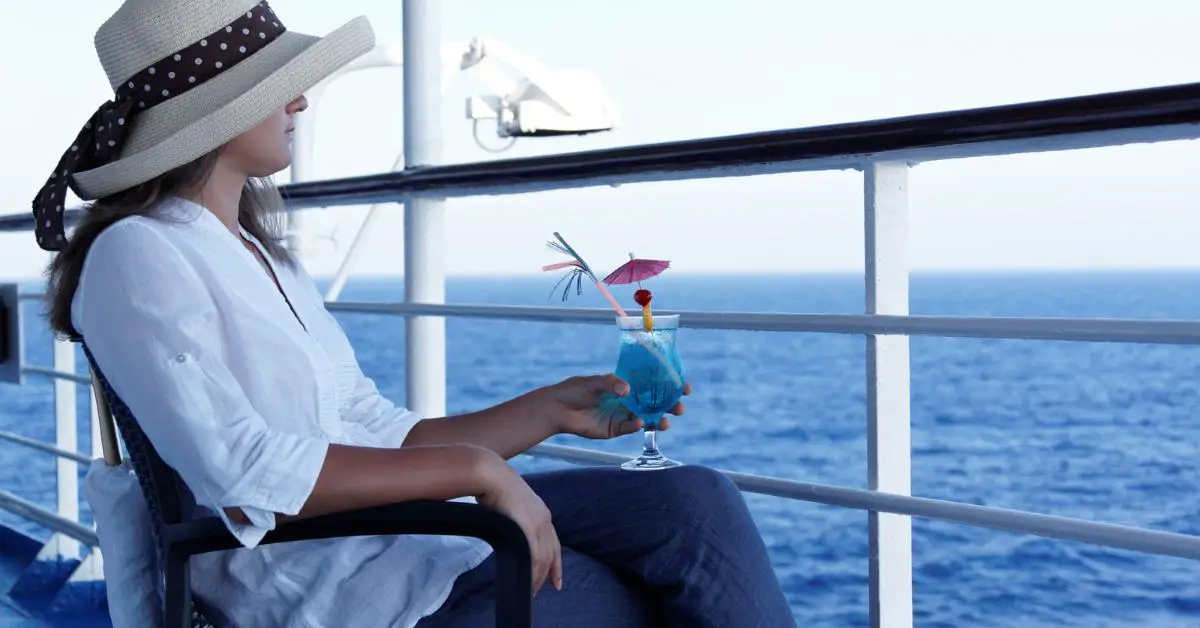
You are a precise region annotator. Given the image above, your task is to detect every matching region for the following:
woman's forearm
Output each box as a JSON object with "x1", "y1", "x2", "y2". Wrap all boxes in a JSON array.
[
  {"x1": 401, "y1": 391, "x2": 556, "y2": 460},
  {"x1": 292, "y1": 442, "x2": 498, "y2": 520}
]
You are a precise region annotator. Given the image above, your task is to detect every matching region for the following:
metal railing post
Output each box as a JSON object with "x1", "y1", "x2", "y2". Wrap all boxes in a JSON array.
[
  {"x1": 864, "y1": 161, "x2": 913, "y2": 628},
  {"x1": 89, "y1": 392, "x2": 103, "y2": 461},
  {"x1": 51, "y1": 337, "x2": 80, "y2": 560},
  {"x1": 402, "y1": 0, "x2": 447, "y2": 419}
]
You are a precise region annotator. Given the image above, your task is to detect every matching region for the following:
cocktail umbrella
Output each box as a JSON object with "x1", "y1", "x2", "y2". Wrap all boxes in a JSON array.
[
  {"x1": 602, "y1": 254, "x2": 671, "y2": 286},
  {"x1": 603, "y1": 254, "x2": 670, "y2": 330}
]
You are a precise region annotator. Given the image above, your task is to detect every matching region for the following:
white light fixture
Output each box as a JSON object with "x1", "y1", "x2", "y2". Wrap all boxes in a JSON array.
[{"x1": 459, "y1": 36, "x2": 621, "y2": 140}]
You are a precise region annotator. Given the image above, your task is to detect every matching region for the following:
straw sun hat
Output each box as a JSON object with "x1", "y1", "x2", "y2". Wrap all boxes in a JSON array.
[{"x1": 30, "y1": 0, "x2": 375, "y2": 251}]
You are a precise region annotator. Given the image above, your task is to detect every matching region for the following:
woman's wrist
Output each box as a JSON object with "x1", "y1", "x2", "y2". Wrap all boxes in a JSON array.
[
  {"x1": 461, "y1": 442, "x2": 525, "y2": 503},
  {"x1": 450, "y1": 443, "x2": 506, "y2": 494},
  {"x1": 518, "y1": 386, "x2": 568, "y2": 437},
  {"x1": 471, "y1": 386, "x2": 563, "y2": 439}
]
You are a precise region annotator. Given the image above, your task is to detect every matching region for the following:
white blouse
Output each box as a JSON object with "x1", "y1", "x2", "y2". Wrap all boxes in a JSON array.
[{"x1": 73, "y1": 197, "x2": 490, "y2": 628}]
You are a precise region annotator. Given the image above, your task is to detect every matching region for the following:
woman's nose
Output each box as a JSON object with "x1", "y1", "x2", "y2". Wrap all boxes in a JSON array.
[{"x1": 287, "y1": 94, "x2": 309, "y2": 114}]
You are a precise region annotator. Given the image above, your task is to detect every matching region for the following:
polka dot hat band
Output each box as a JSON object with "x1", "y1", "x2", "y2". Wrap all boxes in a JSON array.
[{"x1": 30, "y1": 0, "x2": 376, "y2": 252}]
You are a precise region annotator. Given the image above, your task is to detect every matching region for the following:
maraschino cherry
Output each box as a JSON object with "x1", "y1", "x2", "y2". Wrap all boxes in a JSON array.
[{"x1": 634, "y1": 289, "x2": 654, "y2": 331}]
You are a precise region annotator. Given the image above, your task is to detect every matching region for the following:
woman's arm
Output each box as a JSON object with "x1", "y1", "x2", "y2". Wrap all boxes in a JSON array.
[
  {"x1": 296, "y1": 440, "x2": 566, "y2": 595},
  {"x1": 401, "y1": 392, "x2": 556, "y2": 460},
  {"x1": 225, "y1": 442, "x2": 496, "y2": 524},
  {"x1": 287, "y1": 442, "x2": 496, "y2": 520},
  {"x1": 330, "y1": 351, "x2": 558, "y2": 459},
  {"x1": 268, "y1": 438, "x2": 566, "y2": 595}
]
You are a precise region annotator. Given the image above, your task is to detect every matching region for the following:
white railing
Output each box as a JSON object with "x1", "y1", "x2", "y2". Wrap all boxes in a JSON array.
[
  {"x1": 3, "y1": 76, "x2": 1200, "y2": 628},
  {"x1": 321, "y1": 301, "x2": 1200, "y2": 344},
  {"x1": 9, "y1": 352, "x2": 1200, "y2": 564},
  {"x1": 0, "y1": 318, "x2": 108, "y2": 558}
]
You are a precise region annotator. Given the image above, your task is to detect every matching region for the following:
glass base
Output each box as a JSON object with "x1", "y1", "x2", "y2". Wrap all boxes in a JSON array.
[
  {"x1": 621, "y1": 453, "x2": 683, "y2": 471},
  {"x1": 620, "y1": 428, "x2": 682, "y2": 471}
]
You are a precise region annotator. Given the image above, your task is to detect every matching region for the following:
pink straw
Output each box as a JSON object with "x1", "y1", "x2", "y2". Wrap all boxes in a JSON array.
[
  {"x1": 545, "y1": 234, "x2": 629, "y2": 317},
  {"x1": 542, "y1": 262, "x2": 628, "y2": 316},
  {"x1": 592, "y1": 279, "x2": 628, "y2": 317}
]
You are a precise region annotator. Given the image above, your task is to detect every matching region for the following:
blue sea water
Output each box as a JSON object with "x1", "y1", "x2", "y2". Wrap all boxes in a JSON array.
[{"x1": 2, "y1": 271, "x2": 1199, "y2": 626}]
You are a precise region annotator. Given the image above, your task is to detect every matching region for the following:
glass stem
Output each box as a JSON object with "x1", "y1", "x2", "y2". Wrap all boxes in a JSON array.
[{"x1": 641, "y1": 428, "x2": 660, "y2": 459}]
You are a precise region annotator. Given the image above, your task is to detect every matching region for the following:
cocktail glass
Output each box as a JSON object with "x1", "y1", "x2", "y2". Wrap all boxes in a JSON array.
[{"x1": 614, "y1": 314, "x2": 686, "y2": 471}]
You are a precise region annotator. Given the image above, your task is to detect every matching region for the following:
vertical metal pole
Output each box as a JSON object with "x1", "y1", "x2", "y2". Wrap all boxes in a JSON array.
[
  {"x1": 52, "y1": 338, "x2": 79, "y2": 560},
  {"x1": 402, "y1": 0, "x2": 447, "y2": 418},
  {"x1": 89, "y1": 385, "x2": 103, "y2": 461},
  {"x1": 864, "y1": 161, "x2": 913, "y2": 628},
  {"x1": 89, "y1": 369, "x2": 122, "y2": 467}
]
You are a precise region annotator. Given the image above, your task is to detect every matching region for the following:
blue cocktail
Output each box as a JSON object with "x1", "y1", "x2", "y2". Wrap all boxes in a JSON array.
[{"x1": 615, "y1": 314, "x2": 686, "y2": 471}]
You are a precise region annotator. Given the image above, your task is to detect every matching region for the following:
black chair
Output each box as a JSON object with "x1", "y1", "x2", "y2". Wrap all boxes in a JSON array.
[{"x1": 79, "y1": 342, "x2": 532, "y2": 628}]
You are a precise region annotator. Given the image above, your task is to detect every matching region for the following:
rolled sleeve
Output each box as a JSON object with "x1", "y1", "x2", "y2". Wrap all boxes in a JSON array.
[{"x1": 76, "y1": 219, "x2": 328, "y2": 548}]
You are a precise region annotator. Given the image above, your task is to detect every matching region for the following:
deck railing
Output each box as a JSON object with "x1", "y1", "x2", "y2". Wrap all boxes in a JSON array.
[{"x1": 3, "y1": 79, "x2": 1200, "y2": 628}]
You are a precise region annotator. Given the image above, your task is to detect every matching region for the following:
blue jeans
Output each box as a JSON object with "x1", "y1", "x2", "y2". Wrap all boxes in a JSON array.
[{"x1": 416, "y1": 465, "x2": 796, "y2": 627}]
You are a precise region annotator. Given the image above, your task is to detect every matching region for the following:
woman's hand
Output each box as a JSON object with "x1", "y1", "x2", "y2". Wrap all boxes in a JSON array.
[
  {"x1": 475, "y1": 453, "x2": 562, "y2": 595},
  {"x1": 537, "y1": 373, "x2": 692, "y2": 440}
]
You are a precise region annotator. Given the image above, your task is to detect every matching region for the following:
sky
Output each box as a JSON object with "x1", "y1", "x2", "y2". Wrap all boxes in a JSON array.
[{"x1": 2, "y1": 0, "x2": 1200, "y2": 280}]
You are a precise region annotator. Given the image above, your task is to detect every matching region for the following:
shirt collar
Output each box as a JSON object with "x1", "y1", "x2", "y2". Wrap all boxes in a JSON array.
[
  {"x1": 157, "y1": 195, "x2": 272, "y2": 247},
  {"x1": 155, "y1": 196, "x2": 235, "y2": 237}
]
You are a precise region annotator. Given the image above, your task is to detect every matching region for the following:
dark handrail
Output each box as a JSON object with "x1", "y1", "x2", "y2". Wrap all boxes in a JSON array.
[{"x1": 4, "y1": 80, "x2": 1200, "y2": 232}]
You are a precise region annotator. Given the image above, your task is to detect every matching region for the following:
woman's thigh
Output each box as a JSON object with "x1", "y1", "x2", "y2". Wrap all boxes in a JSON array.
[
  {"x1": 520, "y1": 465, "x2": 795, "y2": 628},
  {"x1": 416, "y1": 547, "x2": 658, "y2": 628},
  {"x1": 522, "y1": 464, "x2": 751, "y2": 557}
]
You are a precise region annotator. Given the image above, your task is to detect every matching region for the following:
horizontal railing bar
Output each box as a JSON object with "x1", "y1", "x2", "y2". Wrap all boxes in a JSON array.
[
  {"x1": 527, "y1": 444, "x2": 1200, "y2": 561},
  {"x1": 4, "y1": 81, "x2": 1200, "y2": 231},
  {"x1": 21, "y1": 366, "x2": 91, "y2": 385},
  {"x1": 242, "y1": 82, "x2": 1200, "y2": 210},
  {"x1": 18, "y1": 294, "x2": 1200, "y2": 345},
  {"x1": 0, "y1": 429, "x2": 91, "y2": 465},
  {"x1": 325, "y1": 301, "x2": 1200, "y2": 345},
  {"x1": 0, "y1": 489, "x2": 98, "y2": 547},
  {"x1": 277, "y1": 127, "x2": 1200, "y2": 212}
]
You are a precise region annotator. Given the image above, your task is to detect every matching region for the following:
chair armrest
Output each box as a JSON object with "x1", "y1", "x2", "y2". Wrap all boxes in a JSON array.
[{"x1": 163, "y1": 501, "x2": 531, "y2": 628}]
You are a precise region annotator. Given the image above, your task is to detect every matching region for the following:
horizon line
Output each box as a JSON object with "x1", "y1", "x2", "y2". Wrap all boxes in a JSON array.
[{"x1": 4, "y1": 266, "x2": 1200, "y2": 285}]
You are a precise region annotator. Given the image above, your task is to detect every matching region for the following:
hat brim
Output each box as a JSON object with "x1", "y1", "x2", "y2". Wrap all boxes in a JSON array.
[{"x1": 72, "y1": 15, "x2": 375, "y2": 199}]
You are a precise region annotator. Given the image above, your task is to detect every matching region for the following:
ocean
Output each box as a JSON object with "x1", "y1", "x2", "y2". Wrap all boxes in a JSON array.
[{"x1": 2, "y1": 272, "x2": 1199, "y2": 626}]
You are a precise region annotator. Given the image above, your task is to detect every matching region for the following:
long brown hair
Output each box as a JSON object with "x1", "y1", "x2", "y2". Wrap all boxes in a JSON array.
[{"x1": 44, "y1": 149, "x2": 295, "y2": 339}]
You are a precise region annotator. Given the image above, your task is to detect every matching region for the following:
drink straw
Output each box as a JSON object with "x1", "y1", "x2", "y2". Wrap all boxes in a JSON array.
[
  {"x1": 550, "y1": 233, "x2": 628, "y2": 317},
  {"x1": 548, "y1": 233, "x2": 683, "y2": 388},
  {"x1": 542, "y1": 260, "x2": 628, "y2": 317}
]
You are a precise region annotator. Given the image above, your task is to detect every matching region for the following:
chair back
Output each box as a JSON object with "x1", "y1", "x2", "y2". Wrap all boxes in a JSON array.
[
  {"x1": 82, "y1": 345, "x2": 198, "y2": 557},
  {"x1": 80, "y1": 342, "x2": 218, "y2": 628}
]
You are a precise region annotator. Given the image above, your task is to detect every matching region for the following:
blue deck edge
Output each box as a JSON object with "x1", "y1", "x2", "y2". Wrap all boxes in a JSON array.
[{"x1": 0, "y1": 524, "x2": 110, "y2": 627}]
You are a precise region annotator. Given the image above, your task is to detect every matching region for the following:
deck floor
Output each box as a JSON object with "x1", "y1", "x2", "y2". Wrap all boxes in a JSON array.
[
  {"x1": 0, "y1": 530, "x2": 108, "y2": 627},
  {"x1": 0, "y1": 600, "x2": 46, "y2": 628},
  {"x1": 0, "y1": 598, "x2": 106, "y2": 628}
]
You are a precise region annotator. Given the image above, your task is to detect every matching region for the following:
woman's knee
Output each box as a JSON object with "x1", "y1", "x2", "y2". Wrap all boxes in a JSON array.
[{"x1": 657, "y1": 465, "x2": 743, "y2": 514}]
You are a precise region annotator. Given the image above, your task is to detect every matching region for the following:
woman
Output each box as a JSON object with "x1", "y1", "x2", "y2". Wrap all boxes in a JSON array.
[{"x1": 36, "y1": 1, "x2": 796, "y2": 627}]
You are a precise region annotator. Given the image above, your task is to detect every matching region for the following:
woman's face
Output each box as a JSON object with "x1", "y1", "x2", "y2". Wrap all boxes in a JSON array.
[{"x1": 221, "y1": 94, "x2": 307, "y2": 178}]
